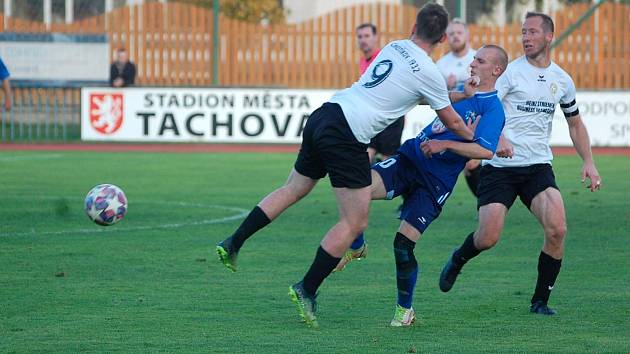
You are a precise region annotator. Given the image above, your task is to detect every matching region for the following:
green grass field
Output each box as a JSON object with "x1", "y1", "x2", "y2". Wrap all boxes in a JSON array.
[{"x1": 1, "y1": 150, "x2": 629, "y2": 353}]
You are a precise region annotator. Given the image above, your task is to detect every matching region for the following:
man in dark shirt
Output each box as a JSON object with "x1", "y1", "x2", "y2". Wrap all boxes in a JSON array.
[{"x1": 109, "y1": 48, "x2": 136, "y2": 87}]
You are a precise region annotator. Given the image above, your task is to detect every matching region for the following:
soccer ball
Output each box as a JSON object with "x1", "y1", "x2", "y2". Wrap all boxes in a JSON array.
[{"x1": 84, "y1": 184, "x2": 128, "y2": 226}]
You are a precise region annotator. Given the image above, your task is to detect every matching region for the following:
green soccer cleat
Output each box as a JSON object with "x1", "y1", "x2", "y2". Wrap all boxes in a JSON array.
[
  {"x1": 334, "y1": 243, "x2": 368, "y2": 272},
  {"x1": 390, "y1": 304, "x2": 415, "y2": 327},
  {"x1": 288, "y1": 281, "x2": 318, "y2": 328},
  {"x1": 216, "y1": 238, "x2": 238, "y2": 272}
]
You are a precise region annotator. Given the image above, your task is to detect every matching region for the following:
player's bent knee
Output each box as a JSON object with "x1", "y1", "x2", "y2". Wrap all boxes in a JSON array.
[
  {"x1": 341, "y1": 217, "x2": 368, "y2": 235},
  {"x1": 545, "y1": 224, "x2": 567, "y2": 242}
]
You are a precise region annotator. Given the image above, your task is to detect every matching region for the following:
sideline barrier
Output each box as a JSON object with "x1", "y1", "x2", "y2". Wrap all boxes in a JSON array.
[
  {"x1": 1, "y1": 85, "x2": 81, "y2": 142},
  {"x1": 81, "y1": 87, "x2": 630, "y2": 147}
]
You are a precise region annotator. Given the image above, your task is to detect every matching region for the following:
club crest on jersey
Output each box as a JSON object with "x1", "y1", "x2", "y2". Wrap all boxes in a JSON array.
[
  {"x1": 363, "y1": 59, "x2": 393, "y2": 88},
  {"x1": 465, "y1": 110, "x2": 480, "y2": 124},
  {"x1": 431, "y1": 118, "x2": 447, "y2": 134},
  {"x1": 550, "y1": 83, "x2": 558, "y2": 95}
]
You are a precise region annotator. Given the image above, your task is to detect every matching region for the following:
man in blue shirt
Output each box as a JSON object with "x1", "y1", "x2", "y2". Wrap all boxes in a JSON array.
[
  {"x1": 0, "y1": 58, "x2": 11, "y2": 111},
  {"x1": 348, "y1": 45, "x2": 508, "y2": 326}
]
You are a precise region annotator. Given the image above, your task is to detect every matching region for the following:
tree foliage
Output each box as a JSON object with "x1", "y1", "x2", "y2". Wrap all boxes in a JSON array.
[{"x1": 174, "y1": 0, "x2": 286, "y2": 24}]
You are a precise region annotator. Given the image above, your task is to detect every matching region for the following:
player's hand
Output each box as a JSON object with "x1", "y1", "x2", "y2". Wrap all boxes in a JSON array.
[
  {"x1": 447, "y1": 74, "x2": 457, "y2": 90},
  {"x1": 464, "y1": 76, "x2": 480, "y2": 97},
  {"x1": 581, "y1": 162, "x2": 601, "y2": 192},
  {"x1": 466, "y1": 112, "x2": 481, "y2": 133},
  {"x1": 495, "y1": 135, "x2": 513, "y2": 158},
  {"x1": 420, "y1": 139, "x2": 447, "y2": 158}
]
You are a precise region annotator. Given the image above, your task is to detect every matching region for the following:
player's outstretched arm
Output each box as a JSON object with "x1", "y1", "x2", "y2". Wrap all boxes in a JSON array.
[
  {"x1": 420, "y1": 140, "x2": 493, "y2": 160},
  {"x1": 435, "y1": 105, "x2": 474, "y2": 141},
  {"x1": 567, "y1": 114, "x2": 602, "y2": 191}
]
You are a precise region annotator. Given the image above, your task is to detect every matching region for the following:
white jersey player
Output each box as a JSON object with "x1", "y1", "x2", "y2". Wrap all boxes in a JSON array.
[
  {"x1": 330, "y1": 39, "x2": 452, "y2": 144},
  {"x1": 439, "y1": 12, "x2": 602, "y2": 316},
  {"x1": 489, "y1": 55, "x2": 578, "y2": 167},
  {"x1": 216, "y1": 3, "x2": 475, "y2": 328}
]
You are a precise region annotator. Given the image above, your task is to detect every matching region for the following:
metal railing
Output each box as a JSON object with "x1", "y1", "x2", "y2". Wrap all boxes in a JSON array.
[{"x1": 1, "y1": 85, "x2": 81, "y2": 142}]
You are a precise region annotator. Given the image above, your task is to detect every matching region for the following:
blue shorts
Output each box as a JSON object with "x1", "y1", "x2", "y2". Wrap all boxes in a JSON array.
[{"x1": 372, "y1": 154, "x2": 450, "y2": 234}]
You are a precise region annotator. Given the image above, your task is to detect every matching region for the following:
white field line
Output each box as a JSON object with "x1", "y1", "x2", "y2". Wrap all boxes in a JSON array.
[
  {"x1": 0, "y1": 154, "x2": 65, "y2": 162},
  {"x1": 0, "y1": 198, "x2": 248, "y2": 237}
]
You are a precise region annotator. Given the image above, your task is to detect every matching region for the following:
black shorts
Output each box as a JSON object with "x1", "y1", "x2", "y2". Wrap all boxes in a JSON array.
[
  {"x1": 368, "y1": 116, "x2": 405, "y2": 156},
  {"x1": 294, "y1": 103, "x2": 371, "y2": 188},
  {"x1": 477, "y1": 163, "x2": 559, "y2": 210}
]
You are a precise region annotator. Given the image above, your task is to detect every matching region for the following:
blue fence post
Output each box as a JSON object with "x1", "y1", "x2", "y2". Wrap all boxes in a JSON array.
[
  {"x1": 10, "y1": 92, "x2": 14, "y2": 141},
  {"x1": 36, "y1": 89, "x2": 41, "y2": 140},
  {"x1": 44, "y1": 89, "x2": 50, "y2": 140},
  {"x1": 53, "y1": 90, "x2": 59, "y2": 140},
  {"x1": 62, "y1": 88, "x2": 67, "y2": 141},
  {"x1": 28, "y1": 89, "x2": 33, "y2": 142}
]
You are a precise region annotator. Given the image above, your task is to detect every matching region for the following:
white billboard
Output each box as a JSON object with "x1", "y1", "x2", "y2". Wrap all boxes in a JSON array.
[
  {"x1": 81, "y1": 88, "x2": 334, "y2": 143},
  {"x1": 549, "y1": 91, "x2": 630, "y2": 146},
  {"x1": 1, "y1": 33, "x2": 109, "y2": 82},
  {"x1": 81, "y1": 87, "x2": 630, "y2": 146}
]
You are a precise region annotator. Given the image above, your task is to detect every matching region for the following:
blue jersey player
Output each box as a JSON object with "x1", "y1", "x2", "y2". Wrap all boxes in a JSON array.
[
  {"x1": 0, "y1": 58, "x2": 11, "y2": 111},
  {"x1": 343, "y1": 45, "x2": 509, "y2": 326}
]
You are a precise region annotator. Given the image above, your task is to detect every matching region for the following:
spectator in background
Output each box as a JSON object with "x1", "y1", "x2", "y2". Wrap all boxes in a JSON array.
[
  {"x1": 110, "y1": 48, "x2": 137, "y2": 87},
  {"x1": 437, "y1": 19, "x2": 476, "y2": 91},
  {"x1": 0, "y1": 57, "x2": 12, "y2": 111}
]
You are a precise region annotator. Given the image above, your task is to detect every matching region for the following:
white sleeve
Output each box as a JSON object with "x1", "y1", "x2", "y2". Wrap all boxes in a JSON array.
[
  {"x1": 419, "y1": 67, "x2": 451, "y2": 111},
  {"x1": 495, "y1": 71, "x2": 511, "y2": 101},
  {"x1": 560, "y1": 75, "x2": 579, "y2": 118}
]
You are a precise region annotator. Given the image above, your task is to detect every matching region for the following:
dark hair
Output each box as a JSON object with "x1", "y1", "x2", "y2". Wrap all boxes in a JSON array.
[
  {"x1": 481, "y1": 44, "x2": 509, "y2": 74},
  {"x1": 525, "y1": 11, "x2": 554, "y2": 33},
  {"x1": 415, "y1": 3, "x2": 449, "y2": 44},
  {"x1": 117, "y1": 47, "x2": 127, "y2": 53},
  {"x1": 356, "y1": 23, "x2": 377, "y2": 35}
]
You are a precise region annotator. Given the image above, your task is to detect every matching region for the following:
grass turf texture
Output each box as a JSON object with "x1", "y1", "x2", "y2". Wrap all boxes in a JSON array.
[{"x1": 1, "y1": 151, "x2": 628, "y2": 352}]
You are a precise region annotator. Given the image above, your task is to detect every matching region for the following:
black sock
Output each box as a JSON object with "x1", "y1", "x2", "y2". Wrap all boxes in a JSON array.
[
  {"x1": 229, "y1": 206, "x2": 271, "y2": 251},
  {"x1": 393, "y1": 232, "x2": 418, "y2": 309},
  {"x1": 531, "y1": 251, "x2": 562, "y2": 304},
  {"x1": 302, "y1": 246, "x2": 341, "y2": 296},
  {"x1": 453, "y1": 232, "x2": 481, "y2": 264}
]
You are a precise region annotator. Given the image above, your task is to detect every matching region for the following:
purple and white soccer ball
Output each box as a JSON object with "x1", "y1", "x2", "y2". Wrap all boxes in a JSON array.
[{"x1": 84, "y1": 184, "x2": 127, "y2": 226}]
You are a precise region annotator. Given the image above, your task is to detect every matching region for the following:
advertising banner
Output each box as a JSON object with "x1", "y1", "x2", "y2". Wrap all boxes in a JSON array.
[{"x1": 81, "y1": 88, "x2": 630, "y2": 146}]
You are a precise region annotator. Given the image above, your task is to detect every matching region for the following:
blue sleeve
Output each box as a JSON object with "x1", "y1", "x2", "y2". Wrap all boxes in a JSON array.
[
  {"x1": 0, "y1": 59, "x2": 9, "y2": 81},
  {"x1": 473, "y1": 99, "x2": 505, "y2": 153}
]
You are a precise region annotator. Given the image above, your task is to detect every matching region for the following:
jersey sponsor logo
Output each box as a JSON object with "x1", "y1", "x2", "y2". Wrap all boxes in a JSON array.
[
  {"x1": 537, "y1": 74, "x2": 546, "y2": 82},
  {"x1": 416, "y1": 130, "x2": 429, "y2": 143},
  {"x1": 363, "y1": 59, "x2": 393, "y2": 88},
  {"x1": 89, "y1": 93, "x2": 124, "y2": 134}
]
